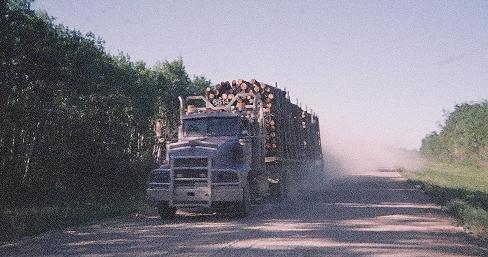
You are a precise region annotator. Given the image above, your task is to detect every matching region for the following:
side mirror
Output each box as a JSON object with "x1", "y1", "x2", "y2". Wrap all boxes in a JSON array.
[
  {"x1": 241, "y1": 130, "x2": 249, "y2": 137},
  {"x1": 239, "y1": 130, "x2": 250, "y2": 145}
]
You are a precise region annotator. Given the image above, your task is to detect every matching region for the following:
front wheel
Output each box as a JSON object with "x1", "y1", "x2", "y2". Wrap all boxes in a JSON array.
[
  {"x1": 234, "y1": 184, "x2": 251, "y2": 217},
  {"x1": 158, "y1": 202, "x2": 177, "y2": 219}
]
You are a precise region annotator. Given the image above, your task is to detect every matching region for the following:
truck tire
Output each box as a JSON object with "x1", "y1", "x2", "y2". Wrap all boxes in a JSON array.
[
  {"x1": 270, "y1": 182, "x2": 286, "y2": 201},
  {"x1": 158, "y1": 203, "x2": 177, "y2": 219},
  {"x1": 235, "y1": 185, "x2": 251, "y2": 217}
]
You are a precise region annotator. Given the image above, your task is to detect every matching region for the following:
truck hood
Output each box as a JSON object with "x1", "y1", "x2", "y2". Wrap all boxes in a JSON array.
[
  {"x1": 167, "y1": 137, "x2": 249, "y2": 171},
  {"x1": 168, "y1": 137, "x2": 221, "y2": 150}
]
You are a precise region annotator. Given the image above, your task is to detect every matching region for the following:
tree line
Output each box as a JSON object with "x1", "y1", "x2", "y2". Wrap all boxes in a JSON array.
[
  {"x1": 420, "y1": 101, "x2": 488, "y2": 164},
  {"x1": 0, "y1": 1, "x2": 210, "y2": 207}
]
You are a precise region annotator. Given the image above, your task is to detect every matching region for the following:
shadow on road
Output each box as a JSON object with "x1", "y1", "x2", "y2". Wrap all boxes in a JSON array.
[{"x1": 1, "y1": 173, "x2": 487, "y2": 256}]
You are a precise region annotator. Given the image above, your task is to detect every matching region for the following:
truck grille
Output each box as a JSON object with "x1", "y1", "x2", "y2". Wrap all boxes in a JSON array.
[
  {"x1": 171, "y1": 157, "x2": 211, "y2": 206},
  {"x1": 173, "y1": 157, "x2": 209, "y2": 168},
  {"x1": 172, "y1": 157, "x2": 210, "y2": 186},
  {"x1": 174, "y1": 180, "x2": 208, "y2": 187},
  {"x1": 174, "y1": 168, "x2": 208, "y2": 178}
]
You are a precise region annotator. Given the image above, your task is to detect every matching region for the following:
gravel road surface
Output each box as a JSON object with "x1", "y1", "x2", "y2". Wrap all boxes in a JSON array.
[{"x1": 1, "y1": 170, "x2": 487, "y2": 256}]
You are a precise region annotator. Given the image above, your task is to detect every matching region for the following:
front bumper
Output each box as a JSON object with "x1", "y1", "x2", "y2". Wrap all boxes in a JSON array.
[{"x1": 147, "y1": 184, "x2": 243, "y2": 208}]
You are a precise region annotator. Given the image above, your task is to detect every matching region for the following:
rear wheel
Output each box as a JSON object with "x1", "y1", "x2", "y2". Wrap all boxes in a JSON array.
[
  {"x1": 270, "y1": 179, "x2": 288, "y2": 201},
  {"x1": 269, "y1": 182, "x2": 282, "y2": 201},
  {"x1": 235, "y1": 184, "x2": 251, "y2": 217},
  {"x1": 158, "y1": 202, "x2": 177, "y2": 219}
]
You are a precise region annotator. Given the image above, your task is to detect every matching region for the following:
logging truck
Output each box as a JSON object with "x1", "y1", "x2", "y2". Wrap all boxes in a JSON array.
[{"x1": 146, "y1": 79, "x2": 323, "y2": 218}]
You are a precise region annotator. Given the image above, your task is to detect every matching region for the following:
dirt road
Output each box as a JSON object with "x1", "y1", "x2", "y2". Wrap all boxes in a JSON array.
[{"x1": 1, "y1": 170, "x2": 487, "y2": 256}]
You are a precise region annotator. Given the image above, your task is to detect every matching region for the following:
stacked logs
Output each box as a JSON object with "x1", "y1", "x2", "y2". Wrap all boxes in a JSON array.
[
  {"x1": 204, "y1": 79, "x2": 316, "y2": 158},
  {"x1": 205, "y1": 79, "x2": 273, "y2": 109},
  {"x1": 205, "y1": 79, "x2": 280, "y2": 156}
]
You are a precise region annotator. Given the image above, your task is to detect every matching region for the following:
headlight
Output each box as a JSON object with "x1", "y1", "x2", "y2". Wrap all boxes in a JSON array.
[
  {"x1": 149, "y1": 169, "x2": 170, "y2": 184},
  {"x1": 212, "y1": 170, "x2": 239, "y2": 183}
]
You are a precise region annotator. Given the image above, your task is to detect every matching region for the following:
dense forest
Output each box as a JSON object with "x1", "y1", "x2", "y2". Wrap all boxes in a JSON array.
[
  {"x1": 420, "y1": 101, "x2": 488, "y2": 164},
  {"x1": 0, "y1": 0, "x2": 210, "y2": 207}
]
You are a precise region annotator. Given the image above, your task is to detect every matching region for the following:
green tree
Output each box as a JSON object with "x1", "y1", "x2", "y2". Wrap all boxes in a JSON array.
[
  {"x1": 0, "y1": 1, "x2": 211, "y2": 206},
  {"x1": 420, "y1": 101, "x2": 488, "y2": 164}
]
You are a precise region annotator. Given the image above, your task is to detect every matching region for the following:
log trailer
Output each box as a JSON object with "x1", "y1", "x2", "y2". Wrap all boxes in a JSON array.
[{"x1": 147, "y1": 79, "x2": 323, "y2": 218}]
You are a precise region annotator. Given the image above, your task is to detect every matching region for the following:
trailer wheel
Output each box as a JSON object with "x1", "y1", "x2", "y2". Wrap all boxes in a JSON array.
[
  {"x1": 158, "y1": 202, "x2": 176, "y2": 219},
  {"x1": 235, "y1": 184, "x2": 251, "y2": 217},
  {"x1": 270, "y1": 182, "x2": 287, "y2": 201}
]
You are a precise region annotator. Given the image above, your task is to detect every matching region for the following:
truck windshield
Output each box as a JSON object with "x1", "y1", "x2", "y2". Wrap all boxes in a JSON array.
[{"x1": 183, "y1": 117, "x2": 239, "y2": 137}]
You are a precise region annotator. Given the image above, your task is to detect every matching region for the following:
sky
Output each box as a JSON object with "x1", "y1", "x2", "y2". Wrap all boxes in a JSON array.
[{"x1": 33, "y1": 0, "x2": 488, "y2": 151}]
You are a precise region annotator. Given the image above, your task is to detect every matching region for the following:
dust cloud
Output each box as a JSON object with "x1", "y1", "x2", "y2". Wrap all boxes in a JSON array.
[
  {"x1": 290, "y1": 126, "x2": 425, "y2": 195},
  {"x1": 323, "y1": 134, "x2": 424, "y2": 176}
]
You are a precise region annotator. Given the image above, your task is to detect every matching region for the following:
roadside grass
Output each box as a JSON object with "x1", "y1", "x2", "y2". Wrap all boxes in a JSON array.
[
  {"x1": 402, "y1": 161, "x2": 488, "y2": 238},
  {"x1": 0, "y1": 192, "x2": 148, "y2": 242}
]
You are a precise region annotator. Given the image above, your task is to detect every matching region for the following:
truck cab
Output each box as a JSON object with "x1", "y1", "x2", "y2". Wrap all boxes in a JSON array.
[{"x1": 147, "y1": 94, "x2": 264, "y2": 218}]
